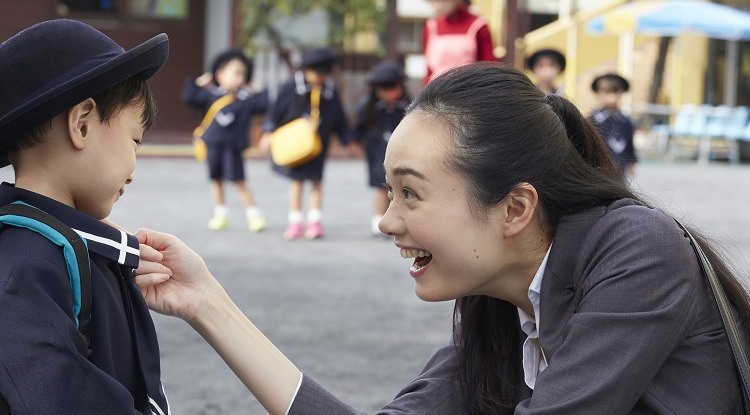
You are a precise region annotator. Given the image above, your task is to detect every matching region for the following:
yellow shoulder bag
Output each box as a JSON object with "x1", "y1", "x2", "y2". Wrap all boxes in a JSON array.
[
  {"x1": 192, "y1": 94, "x2": 237, "y2": 161},
  {"x1": 270, "y1": 86, "x2": 323, "y2": 167}
]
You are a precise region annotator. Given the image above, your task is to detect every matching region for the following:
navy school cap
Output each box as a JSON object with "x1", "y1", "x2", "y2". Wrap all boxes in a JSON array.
[{"x1": 0, "y1": 19, "x2": 169, "y2": 168}]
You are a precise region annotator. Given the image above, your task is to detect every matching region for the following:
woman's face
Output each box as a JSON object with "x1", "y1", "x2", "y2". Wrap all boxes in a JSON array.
[{"x1": 379, "y1": 110, "x2": 512, "y2": 302}]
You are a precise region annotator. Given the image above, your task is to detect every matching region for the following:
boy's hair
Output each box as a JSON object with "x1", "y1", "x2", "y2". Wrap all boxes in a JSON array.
[
  {"x1": 5, "y1": 77, "x2": 156, "y2": 164},
  {"x1": 591, "y1": 73, "x2": 630, "y2": 93},
  {"x1": 211, "y1": 49, "x2": 253, "y2": 85}
]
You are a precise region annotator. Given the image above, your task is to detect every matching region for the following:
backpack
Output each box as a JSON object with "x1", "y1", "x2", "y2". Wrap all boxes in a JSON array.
[{"x1": 0, "y1": 202, "x2": 93, "y2": 414}]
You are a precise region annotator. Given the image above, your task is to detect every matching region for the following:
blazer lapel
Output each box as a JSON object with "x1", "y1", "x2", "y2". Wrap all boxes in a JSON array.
[{"x1": 538, "y1": 206, "x2": 607, "y2": 358}]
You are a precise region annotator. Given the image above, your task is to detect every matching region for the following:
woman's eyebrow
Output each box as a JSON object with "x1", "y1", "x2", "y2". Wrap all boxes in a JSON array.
[{"x1": 391, "y1": 166, "x2": 428, "y2": 181}]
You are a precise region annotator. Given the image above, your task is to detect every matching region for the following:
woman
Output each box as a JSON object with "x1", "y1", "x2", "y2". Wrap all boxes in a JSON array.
[
  {"x1": 422, "y1": 0, "x2": 495, "y2": 84},
  {"x1": 136, "y1": 63, "x2": 750, "y2": 414}
]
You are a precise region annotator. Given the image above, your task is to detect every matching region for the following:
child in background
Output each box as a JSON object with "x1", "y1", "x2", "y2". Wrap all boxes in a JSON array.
[
  {"x1": 422, "y1": 0, "x2": 495, "y2": 84},
  {"x1": 181, "y1": 49, "x2": 268, "y2": 232},
  {"x1": 0, "y1": 19, "x2": 170, "y2": 412},
  {"x1": 352, "y1": 60, "x2": 410, "y2": 236},
  {"x1": 260, "y1": 47, "x2": 350, "y2": 240},
  {"x1": 526, "y1": 48, "x2": 566, "y2": 96},
  {"x1": 589, "y1": 73, "x2": 637, "y2": 177}
]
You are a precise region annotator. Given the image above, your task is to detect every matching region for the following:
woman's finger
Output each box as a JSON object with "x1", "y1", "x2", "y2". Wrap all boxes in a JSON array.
[{"x1": 134, "y1": 273, "x2": 171, "y2": 290}]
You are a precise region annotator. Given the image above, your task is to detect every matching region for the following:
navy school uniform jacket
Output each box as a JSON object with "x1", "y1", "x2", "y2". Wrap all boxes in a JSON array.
[
  {"x1": 181, "y1": 80, "x2": 268, "y2": 150},
  {"x1": 352, "y1": 95, "x2": 409, "y2": 188},
  {"x1": 262, "y1": 71, "x2": 350, "y2": 181},
  {"x1": 0, "y1": 183, "x2": 170, "y2": 414},
  {"x1": 589, "y1": 108, "x2": 637, "y2": 172}
]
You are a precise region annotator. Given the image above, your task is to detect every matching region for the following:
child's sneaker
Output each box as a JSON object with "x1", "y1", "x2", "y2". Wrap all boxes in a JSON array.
[
  {"x1": 283, "y1": 222, "x2": 304, "y2": 240},
  {"x1": 207, "y1": 214, "x2": 229, "y2": 230},
  {"x1": 247, "y1": 215, "x2": 266, "y2": 232},
  {"x1": 305, "y1": 221, "x2": 323, "y2": 240}
]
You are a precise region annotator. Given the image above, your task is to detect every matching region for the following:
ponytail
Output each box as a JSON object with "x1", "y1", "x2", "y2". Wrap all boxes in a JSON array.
[{"x1": 546, "y1": 94, "x2": 622, "y2": 179}]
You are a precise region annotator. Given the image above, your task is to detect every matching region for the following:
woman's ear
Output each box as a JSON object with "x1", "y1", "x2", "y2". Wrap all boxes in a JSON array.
[
  {"x1": 502, "y1": 183, "x2": 539, "y2": 238},
  {"x1": 67, "y1": 98, "x2": 96, "y2": 150}
]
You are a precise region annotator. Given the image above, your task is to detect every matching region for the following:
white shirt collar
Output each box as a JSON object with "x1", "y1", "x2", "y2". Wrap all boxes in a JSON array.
[{"x1": 517, "y1": 243, "x2": 552, "y2": 389}]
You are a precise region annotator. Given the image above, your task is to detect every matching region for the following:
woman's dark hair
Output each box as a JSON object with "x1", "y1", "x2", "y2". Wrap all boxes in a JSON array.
[
  {"x1": 408, "y1": 62, "x2": 750, "y2": 414},
  {"x1": 7, "y1": 76, "x2": 155, "y2": 160}
]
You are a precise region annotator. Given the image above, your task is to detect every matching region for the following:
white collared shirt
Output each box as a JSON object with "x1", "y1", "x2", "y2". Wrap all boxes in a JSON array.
[{"x1": 517, "y1": 245, "x2": 552, "y2": 389}]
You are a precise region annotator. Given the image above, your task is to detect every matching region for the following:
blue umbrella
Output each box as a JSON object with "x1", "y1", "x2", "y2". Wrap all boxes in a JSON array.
[
  {"x1": 587, "y1": 0, "x2": 750, "y2": 105},
  {"x1": 587, "y1": 0, "x2": 750, "y2": 40}
]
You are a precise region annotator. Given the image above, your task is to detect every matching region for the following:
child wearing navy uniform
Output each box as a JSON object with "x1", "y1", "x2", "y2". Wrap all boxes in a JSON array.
[
  {"x1": 353, "y1": 60, "x2": 410, "y2": 236},
  {"x1": 0, "y1": 20, "x2": 170, "y2": 413},
  {"x1": 260, "y1": 47, "x2": 350, "y2": 240},
  {"x1": 589, "y1": 73, "x2": 637, "y2": 177},
  {"x1": 526, "y1": 48, "x2": 566, "y2": 96},
  {"x1": 181, "y1": 49, "x2": 268, "y2": 232}
]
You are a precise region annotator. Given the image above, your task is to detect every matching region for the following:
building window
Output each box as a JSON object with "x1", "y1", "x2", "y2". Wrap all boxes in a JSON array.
[
  {"x1": 62, "y1": 0, "x2": 116, "y2": 12},
  {"x1": 128, "y1": 0, "x2": 188, "y2": 20},
  {"x1": 398, "y1": 19, "x2": 424, "y2": 54}
]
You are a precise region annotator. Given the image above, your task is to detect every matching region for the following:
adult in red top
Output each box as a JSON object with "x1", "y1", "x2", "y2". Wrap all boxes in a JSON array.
[{"x1": 422, "y1": 0, "x2": 495, "y2": 84}]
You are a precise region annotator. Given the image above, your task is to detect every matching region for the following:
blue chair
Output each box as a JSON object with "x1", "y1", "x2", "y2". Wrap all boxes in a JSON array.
[
  {"x1": 724, "y1": 106, "x2": 749, "y2": 140},
  {"x1": 670, "y1": 104, "x2": 698, "y2": 138},
  {"x1": 704, "y1": 105, "x2": 732, "y2": 139},
  {"x1": 666, "y1": 104, "x2": 711, "y2": 162}
]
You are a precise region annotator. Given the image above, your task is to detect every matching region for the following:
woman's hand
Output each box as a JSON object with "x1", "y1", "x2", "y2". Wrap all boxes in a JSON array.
[{"x1": 135, "y1": 228, "x2": 217, "y2": 323}]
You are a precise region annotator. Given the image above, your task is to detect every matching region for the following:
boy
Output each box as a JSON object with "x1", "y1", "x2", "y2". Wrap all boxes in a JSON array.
[
  {"x1": 525, "y1": 48, "x2": 566, "y2": 96},
  {"x1": 0, "y1": 19, "x2": 170, "y2": 413},
  {"x1": 589, "y1": 73, "x2": 638, "y2": 177},
  {"x1": 181, "y1": 49, "x2": 268, "y2": 232}
]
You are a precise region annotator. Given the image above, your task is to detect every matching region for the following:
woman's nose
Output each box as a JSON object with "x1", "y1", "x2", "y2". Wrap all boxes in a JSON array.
[{"x1": 378, "y1": 202, "x2": 401, "y2": 236}]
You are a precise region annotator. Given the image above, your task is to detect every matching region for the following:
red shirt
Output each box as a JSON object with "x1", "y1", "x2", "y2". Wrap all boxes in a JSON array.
[{"x1": 422, "y1": 5, "x2": 495, "y2": 84}]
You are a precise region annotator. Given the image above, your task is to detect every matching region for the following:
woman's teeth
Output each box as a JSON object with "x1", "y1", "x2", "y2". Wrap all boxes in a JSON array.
[{"x1": 400, "y1": 248, "x2": 432, "y2": 259}]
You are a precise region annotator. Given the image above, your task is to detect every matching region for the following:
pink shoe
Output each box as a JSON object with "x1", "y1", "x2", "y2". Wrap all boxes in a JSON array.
[
  {"x1": 305, "y1": 221, "x2": 323, "y2": 239},
  {"x1": 284, "y1": 222, "x2": 304, "y2": 240}
]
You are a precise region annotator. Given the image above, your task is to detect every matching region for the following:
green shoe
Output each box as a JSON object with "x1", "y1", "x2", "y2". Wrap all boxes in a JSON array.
[
  {"x1": 248, "y1": 215, "x2": 266, "y2": 232},
  {"x1": 208, "y1": 214, "x2": 229, "y2": 230}
]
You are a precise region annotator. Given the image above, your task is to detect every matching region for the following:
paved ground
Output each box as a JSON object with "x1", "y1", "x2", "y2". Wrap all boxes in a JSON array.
[{"x1": 2, "y1": 155, "x2": 750, "y2": 414}]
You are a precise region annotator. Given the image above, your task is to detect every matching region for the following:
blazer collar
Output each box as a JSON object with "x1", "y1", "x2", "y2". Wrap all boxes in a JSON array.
[
  {"x1": 537, "y1": 199, "x2": 640, "y2": 357},
  {"x1": 294, "y1": 71, "x2": 335, "y2": 100},
  {"x1": 536, "y1": 204, "x2": 607, "y2": 357},
  {"x1": 0, "y1": 182, "x2": 140, "y2": 268}
]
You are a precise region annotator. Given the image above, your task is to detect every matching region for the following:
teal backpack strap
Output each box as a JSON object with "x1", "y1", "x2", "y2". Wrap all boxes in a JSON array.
[{"x1": 0, "y1": 202, "x2": 93, "y2": 356}]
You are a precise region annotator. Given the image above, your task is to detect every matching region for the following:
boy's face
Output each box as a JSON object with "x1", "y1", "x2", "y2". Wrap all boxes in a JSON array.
[
  {"x1": 215, "y1": 58, "x2": 248, "y2": 92},
  {"x1": 75, "y1": 102, "x2": 144, "y2": 219},
  {"x1": 595, "y1": 80, "x2": 624, "y2": 110},
  {"x1": 532, "y1": 56, "x2": 562, "y2": 84}
]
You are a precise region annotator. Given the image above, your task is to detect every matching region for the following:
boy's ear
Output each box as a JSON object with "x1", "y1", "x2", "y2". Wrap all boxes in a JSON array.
[
  {"x1": 502, "y1": 183, "x2": 539, "y2": 238},
  {"x1": 67, "y1": 98, "x2": 97, "y2": 150}
]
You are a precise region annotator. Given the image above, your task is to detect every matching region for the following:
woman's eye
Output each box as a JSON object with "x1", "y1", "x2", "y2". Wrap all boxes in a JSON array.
[{"x1": 402, "y1": 188, "x2": 417, "y2": 199}]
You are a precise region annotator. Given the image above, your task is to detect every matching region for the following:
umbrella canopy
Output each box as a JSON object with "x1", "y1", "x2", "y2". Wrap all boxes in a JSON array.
[{"x1": 587, "y1": 0, "x2": 750, "y2": 40}]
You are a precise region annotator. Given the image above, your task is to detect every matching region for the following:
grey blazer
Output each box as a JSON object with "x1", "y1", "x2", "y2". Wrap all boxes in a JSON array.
[{"x1": 288, "y1": 199, "x2": 746, "y2": 414}]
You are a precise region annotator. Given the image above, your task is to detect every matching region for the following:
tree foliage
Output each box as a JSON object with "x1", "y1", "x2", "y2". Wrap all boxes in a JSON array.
[{"x1": 239, "y1": 0, "x2": 387, "y2": 59}]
